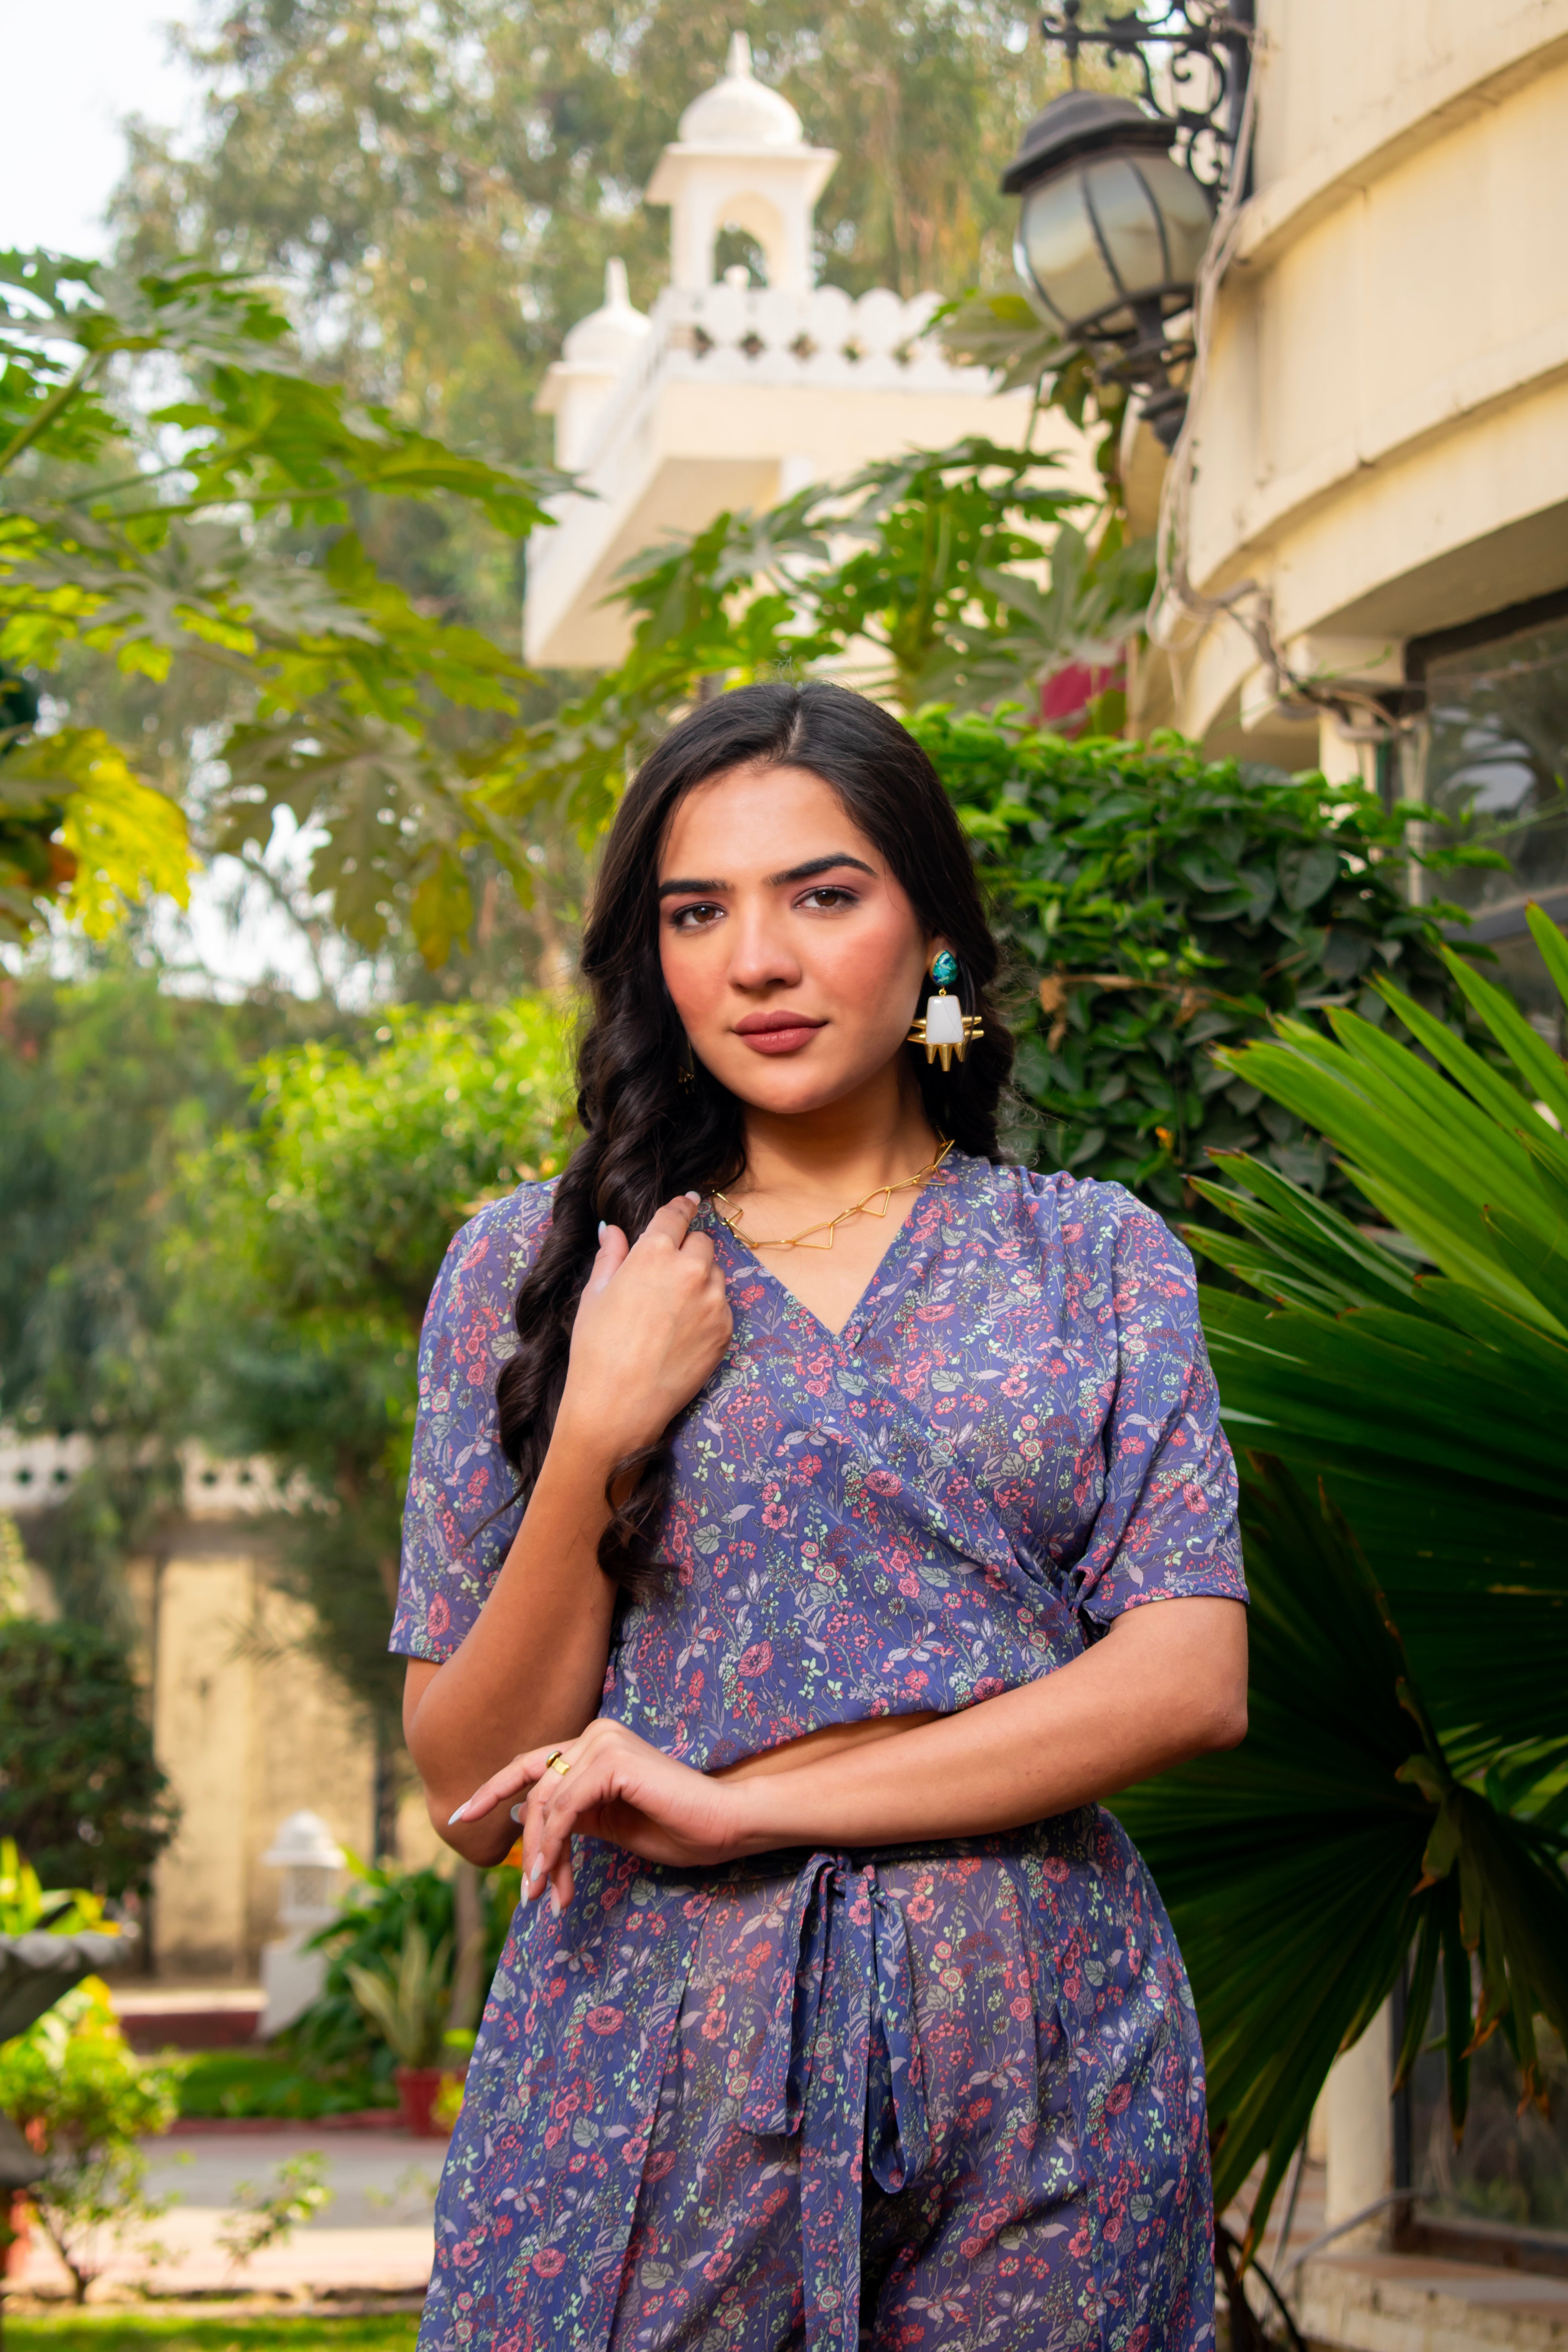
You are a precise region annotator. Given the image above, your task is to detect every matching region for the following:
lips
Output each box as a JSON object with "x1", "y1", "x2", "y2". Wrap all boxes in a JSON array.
[{"x1": 733, "y1": 1011, "x2": 826, "y2": 1056}]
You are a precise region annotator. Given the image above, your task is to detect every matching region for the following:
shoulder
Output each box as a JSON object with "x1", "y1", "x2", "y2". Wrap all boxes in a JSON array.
[
  {"x1": 419, "y1": 1180, "x2": 558, "y2": 1349},
  {"x1": 959, "y1": 1158, "x2": 1186, "y2": 1268}
]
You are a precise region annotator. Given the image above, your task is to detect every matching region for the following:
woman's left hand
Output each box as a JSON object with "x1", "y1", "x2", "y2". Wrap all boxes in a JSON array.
[{"x1": 447, "y1": 1722, "x2": 748, "y2": 1912}]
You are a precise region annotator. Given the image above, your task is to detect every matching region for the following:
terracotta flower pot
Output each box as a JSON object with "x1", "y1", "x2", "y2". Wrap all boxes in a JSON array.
[
  {"x1": 4, "y1": 2193, "x2": 33, "y2": 2278},
  {"x1": 394, "y1": 2064, "x2": 451, "y2": 2138}
]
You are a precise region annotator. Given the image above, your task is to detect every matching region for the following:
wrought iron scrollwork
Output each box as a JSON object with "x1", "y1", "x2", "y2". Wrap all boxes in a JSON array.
[{"x1": 1038, "y1": 0, "x2": 1256, "y2": 189}]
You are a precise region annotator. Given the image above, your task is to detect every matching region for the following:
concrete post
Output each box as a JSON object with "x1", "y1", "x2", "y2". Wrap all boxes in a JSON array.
[{"x1": 1322, "y1": 1997, "x2": 1394, "y2": 2236}]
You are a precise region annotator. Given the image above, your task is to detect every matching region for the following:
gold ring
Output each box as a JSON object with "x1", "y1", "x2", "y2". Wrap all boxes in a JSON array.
[{"x1": 544, "y1": 1749, "x2": 571, "y2": 1778}]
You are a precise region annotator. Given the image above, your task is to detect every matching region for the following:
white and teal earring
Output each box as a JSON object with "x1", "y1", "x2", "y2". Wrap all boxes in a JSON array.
[{"x1": 907, "y1": 948, "x2": 984, "y2": 1072}]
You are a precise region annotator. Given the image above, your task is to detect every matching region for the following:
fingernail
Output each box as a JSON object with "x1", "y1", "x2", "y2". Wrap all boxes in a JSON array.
[
  {"x1": 510, "y1": 1804, "x2": 524, "y2": 1824},
  {"x1": 684, "y1": 1191, "x2": 700, "y2": 1204},
  {"x1": 597, "y1": 1220, "x2": 606, "y2": 1241},
  {"x1": 447, "y1": 1806, "x2": 468, "y2": 1825},
  {"x1": 548, "y1": 1888, "x2": 562, "y2": 1916},
  {"x1": 529, "y1": 1855, "x2": 544, "y2": 1883}
]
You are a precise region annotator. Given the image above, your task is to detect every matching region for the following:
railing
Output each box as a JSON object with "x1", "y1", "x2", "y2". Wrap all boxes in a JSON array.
[{"x1": 530, "y1": 280, "x2": 999, "y2": 588}]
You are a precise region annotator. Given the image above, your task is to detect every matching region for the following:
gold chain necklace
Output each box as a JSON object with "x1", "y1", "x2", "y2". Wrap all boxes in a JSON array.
[{"x1": 711, "y1": 1139, "x2": 953, "y2": 1252}]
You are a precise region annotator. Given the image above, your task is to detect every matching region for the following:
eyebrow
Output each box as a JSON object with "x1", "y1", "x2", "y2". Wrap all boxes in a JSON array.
[{"x1": 656, "y1": 853, "x2": 876, "y2": 900}]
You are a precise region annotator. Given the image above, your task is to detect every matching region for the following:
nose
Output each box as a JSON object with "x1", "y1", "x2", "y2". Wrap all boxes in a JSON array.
[{"x1": 726, "y1": 896, "x2": 803, "y2": 994}]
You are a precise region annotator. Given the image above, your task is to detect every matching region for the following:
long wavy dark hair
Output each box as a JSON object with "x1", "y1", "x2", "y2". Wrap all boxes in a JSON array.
[{"x1": 495, "y1": 680, "x2": 1014, "y2": 1599}]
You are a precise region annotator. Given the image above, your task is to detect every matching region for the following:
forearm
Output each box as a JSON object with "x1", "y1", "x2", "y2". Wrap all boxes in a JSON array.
[
  {"x1": 724, "y1": 1597, "x2": 1248, "y2": 1856},
  {"x1": 404, "y1": 1410, "x2": 619, "y2": 1858}
]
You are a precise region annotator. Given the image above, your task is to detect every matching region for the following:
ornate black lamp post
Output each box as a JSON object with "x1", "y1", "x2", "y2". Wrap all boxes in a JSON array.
[{"x1": 1002, "y1": 3, "x2": 1256, "y2": 449}]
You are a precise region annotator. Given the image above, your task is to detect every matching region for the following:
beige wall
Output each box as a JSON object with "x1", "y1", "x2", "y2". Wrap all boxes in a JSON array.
[
  {"x1": 1147, "y1": 0, "x2": 1568, "y2": 759},
  {"x1": 117, "y1": 1532, "x2": 444, "y2": 1981}
]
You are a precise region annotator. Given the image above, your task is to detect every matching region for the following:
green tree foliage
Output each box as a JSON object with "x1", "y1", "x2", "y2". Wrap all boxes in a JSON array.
[
  {"x1": 0, "y1": 252, "x2": 555, "y2": 964},
  {"x1": 93, "y1": 0, "x2": 1087, "y2": 985},
  {"x1": 1116, "y1": 906, "x2": 1568, "y2": 2240},
  {"x1": 0, "y1": 1622, "x2": 177, "y2": 1900},
  {"x1": 0, "y1": 1980, "x2": 178, "y2": 2302},
  {"x1": 114, "y1": 0, "x2": 1070, "y2": 475},
  {"x1": 494, "y1": 450, "x2": 1151, "y2": 850},
  {"x1": 0, "y1": 960, "x2": 326, "y2": 1619},
  {"x1": 917, "y1": 710, "x2": 1492, "y2": 1212},
  {"x1": 169, "y1": 997, "x2": 574, "y2": 1747}
]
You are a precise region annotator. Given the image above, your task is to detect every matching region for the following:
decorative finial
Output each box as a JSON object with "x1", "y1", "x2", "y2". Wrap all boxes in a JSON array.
[
  {"x1": 604, "y1": 256, "x2": 630, "y2": 307},
  {"x1": 727, "y1": 29, "x2": 753, "y2": 78}
]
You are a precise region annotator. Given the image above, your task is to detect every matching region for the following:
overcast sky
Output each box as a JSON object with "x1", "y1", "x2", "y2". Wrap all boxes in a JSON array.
[{"x1": 2, "y1": 1, "x2": 196, "y2": 258}]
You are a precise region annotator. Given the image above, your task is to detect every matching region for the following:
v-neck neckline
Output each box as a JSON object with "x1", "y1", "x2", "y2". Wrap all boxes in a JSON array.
[{"x1": 708, "y1": 1159, "x2": 964, "y2": 1348}]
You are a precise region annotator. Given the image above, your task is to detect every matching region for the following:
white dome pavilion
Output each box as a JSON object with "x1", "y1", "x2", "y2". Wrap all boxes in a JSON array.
[
  {"x1": 560, "y1": 258, "x2": 650, "y2": 369},
  {"x1": 676, "y1": 32, "x2": 804, "y2": 148}
]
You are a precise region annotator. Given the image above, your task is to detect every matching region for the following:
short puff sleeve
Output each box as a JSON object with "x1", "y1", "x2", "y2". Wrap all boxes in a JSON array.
[
  {"x1": 1071, "y1": 1192, "x2": 1247, "y2": 1624},
  {"x1": 388, "y1": 1182, "x2": 554, "y2": 1662}
]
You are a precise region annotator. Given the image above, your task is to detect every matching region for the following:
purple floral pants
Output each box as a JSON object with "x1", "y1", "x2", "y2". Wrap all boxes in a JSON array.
[{"x1": 422, "y1": 1815, "x2": 1214, "y2": 2352}]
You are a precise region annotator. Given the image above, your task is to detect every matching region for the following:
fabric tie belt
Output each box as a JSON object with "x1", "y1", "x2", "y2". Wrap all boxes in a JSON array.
[{"x1": 737, "y1": 1852, "x2": 933, "y2": 2348}]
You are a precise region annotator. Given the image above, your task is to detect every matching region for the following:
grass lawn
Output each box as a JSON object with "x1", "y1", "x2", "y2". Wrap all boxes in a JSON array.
[{"x1": 5, "y1": 2319, "x2": 419, "y2": 2350}]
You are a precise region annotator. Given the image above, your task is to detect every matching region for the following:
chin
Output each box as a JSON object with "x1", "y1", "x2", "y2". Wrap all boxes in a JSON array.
[{"x1": 709, "y1": 1053, "x2": 861, "y2": 1116}]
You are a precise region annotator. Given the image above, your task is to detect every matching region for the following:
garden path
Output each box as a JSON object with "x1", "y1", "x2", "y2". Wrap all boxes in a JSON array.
[{"x1": 15, "y1": 2127, "x2": 436, "y2": 2301}]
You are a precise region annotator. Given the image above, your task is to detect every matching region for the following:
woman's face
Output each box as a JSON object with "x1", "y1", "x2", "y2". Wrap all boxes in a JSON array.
[{"x1": 657, "y1": 761, "x2": 939, "y2": 1116}]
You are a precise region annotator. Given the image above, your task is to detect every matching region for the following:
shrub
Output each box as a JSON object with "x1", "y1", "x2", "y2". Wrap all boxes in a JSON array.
[
  {"x1": 276, "y1": 1858, "x2": 516, "y2": 2085},
  {"x1": 169, "y1": 995, "x2": 575, "y2": 1766},
  {"x1": 916, "y1": 710, "x2": 1494, "y2": 1213},
  {"x1": 0, "y1": 1622, "x2": 176, "y2": 1898},
  {"x1": 0, "y1": 1980, "x2": 176, "y2": 2303}
]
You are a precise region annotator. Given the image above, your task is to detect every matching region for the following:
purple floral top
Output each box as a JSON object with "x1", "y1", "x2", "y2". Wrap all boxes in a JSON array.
[
  {"x1": 396, "y1": 1152, "x2": 1244, "y2": 2352},
  {"x1": 390, "y1": 1152, "x2": 1246, "y2": 1733}
]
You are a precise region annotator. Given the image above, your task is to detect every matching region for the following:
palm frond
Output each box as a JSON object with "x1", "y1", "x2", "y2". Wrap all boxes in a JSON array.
[{"x1": 1142, "y1": 907, "x2": 1568, "y2": 2238}]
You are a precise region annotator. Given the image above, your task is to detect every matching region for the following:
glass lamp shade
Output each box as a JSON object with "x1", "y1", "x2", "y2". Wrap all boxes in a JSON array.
[{"x1": 1015, "y1": 148, "x2": 1212, "y2": 341}]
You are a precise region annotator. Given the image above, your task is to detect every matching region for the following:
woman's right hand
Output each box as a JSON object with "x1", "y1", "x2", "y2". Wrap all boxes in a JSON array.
[{"x1": 557, "y1": 1193, "x2": 733, "y2": 1468}]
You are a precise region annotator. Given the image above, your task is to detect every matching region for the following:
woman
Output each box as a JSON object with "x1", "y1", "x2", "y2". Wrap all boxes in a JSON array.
[{"x1": 393, "y1": 681, "x2": 1249, "y2": 2352}]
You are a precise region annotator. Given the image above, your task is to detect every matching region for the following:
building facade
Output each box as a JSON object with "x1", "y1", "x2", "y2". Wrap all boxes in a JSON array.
[
  {"x1": 524, "y1": 34, "x2": 1094, "y2": 669},
  {"x1": 1140, "y1": 0, "x2": 1568, "y2": 1030}
]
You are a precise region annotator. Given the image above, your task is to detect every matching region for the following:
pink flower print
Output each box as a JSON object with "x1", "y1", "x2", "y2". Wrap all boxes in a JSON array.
[
  {"x1": 898, "y1": 1576, "x2": 921, "y2": 1599},
  {"x1": 585, "y1": 2004, "x2": 624, "y2": 2034},
  {"x1": 865, "y1": 1468, "x2": 902, "y2": 1496},
  {"x1": 1042, "y1": 1855, "x2": 1071, "y2": 1883},
  {"x1": 1104, "y1": 2082, "x2": 1132, "y2": 2113},
  {"x1": 1182, "y1": 1481, "x2": 1209, "y2": 1513},
  {"x1": 426, "y1": 1593, "x2": 451, "y2": 1642},
  {"x1": 530, "y1": 2247, "x2": 567, "y2": 2278},
  {"x1": 761, "y1": 1502, "x2": 788, "y2": 1530},
  {"x1": 736, "y1": 1643, "x2": 772, "y2": 1678}
]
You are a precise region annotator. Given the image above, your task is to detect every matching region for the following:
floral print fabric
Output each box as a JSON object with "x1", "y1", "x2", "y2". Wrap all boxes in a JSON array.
[
  {"x1": 423, "y1": 1818, "x2": 1214, "y2": 2352},
  {"x1": 390, "y1": 1153, "x2": 1245, "y2": 2350}
]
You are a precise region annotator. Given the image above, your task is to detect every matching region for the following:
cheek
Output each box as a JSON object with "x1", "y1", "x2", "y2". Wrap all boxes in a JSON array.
[
  {"x1": 659, "y1": 929, "x2": 719, "y2": 1026},
  {"x1": 819, "y1": 910, "x2": 923, "y2": 1002}
]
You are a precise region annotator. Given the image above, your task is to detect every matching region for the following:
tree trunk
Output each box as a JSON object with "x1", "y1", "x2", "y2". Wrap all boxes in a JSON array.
[
  {"x1": 447, "y1": 1862, "x2": 486, "y2": 2034},
  {"x1": 372, "y1": 1735, "x2": 400, "y2": 1865}
]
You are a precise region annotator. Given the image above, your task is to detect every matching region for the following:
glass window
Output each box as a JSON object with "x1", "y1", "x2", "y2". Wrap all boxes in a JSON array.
[
  {"x1": 1413, "y1": 606, "x2": 1568, "y2": 1044},
  {"x1": 1407, "y1": 1987, "x2": 1568, "y2": 2245}
]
